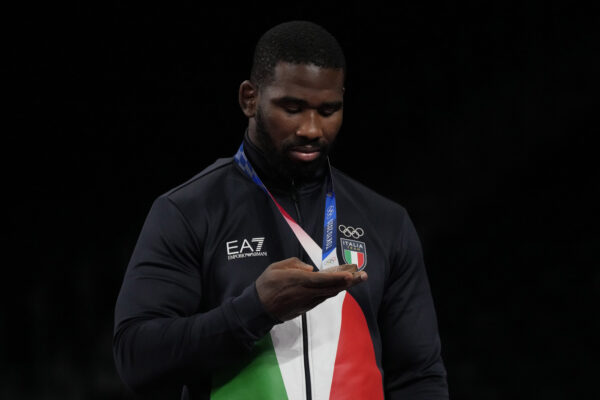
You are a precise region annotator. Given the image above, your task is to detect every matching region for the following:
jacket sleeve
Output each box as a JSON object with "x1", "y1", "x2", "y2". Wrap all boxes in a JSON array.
[
  {"x1": 113, "y1": 195, "x2": 278, "y2": 395},
  {"x1": 379, "y1": 210, "x2": 449, "y2": 399}
]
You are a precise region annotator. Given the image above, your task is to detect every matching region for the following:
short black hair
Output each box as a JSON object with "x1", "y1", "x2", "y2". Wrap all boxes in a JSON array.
[{"x1": 250, "y1": 21, "x2": 346, "y2": 87}]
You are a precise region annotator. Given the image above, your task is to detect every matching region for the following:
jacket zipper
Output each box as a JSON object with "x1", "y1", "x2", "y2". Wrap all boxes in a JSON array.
[{"x1": 291, "y1": 181, "x2": 312, "y2": 400}]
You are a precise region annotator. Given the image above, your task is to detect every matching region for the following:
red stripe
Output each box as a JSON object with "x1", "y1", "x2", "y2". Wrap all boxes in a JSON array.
[
  {"x1": 329, "y1": 294, "x2": 383, "y2": 399},
  {"x1": 357, "y1": 253, "x2": 364, "y2": 269},
  {"x1": 270, "y1": 193, "x2": 295, "y2": 222}
]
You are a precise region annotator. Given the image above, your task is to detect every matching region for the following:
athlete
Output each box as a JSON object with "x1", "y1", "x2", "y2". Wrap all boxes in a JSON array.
[{"x1": 114, "y1": 21, "x2": 449, "y2": 399}]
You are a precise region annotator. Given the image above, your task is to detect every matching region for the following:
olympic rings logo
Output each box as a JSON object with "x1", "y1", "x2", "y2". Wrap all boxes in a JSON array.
[{"x1": 338, "y1": 225, "x2": 364, "y2": 239}]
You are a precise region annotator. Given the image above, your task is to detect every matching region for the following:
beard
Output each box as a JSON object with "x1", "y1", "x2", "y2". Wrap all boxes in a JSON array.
[{"x1": 254, "y1": 107, "x2": 332, "y2": 181}]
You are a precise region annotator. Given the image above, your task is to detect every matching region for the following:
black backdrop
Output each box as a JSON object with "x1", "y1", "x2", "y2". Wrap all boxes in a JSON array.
[{"x1": 6, "y1": 1, "x2": 599, "y2": 399}]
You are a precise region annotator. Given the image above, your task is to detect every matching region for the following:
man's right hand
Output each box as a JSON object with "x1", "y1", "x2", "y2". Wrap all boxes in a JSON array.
[{"x1": 255, "y1": 257, "x2": 368, "y2": 321}]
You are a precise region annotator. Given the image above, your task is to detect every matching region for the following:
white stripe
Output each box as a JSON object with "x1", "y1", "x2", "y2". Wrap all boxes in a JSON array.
[
  {"x1": 271, "y1": 317, "x2": 305, "y2": 399},
  {"x1": 270, "y1": 196, "x2": 345, "y2": 399},
  {"x1": 308, "y1": 291, "x2": 346, "y2": 400},
  {"x1": 287, "y1": 219, "x2": 323, "y2": 269},
  {"x1": 348, "y1": 251, "x2": 355, "y2": 265}
]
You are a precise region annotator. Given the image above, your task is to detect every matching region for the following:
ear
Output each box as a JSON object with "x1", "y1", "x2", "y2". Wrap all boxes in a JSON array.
[{"x1": 239, "y1": 80, "x2": 258, "y2": 117}]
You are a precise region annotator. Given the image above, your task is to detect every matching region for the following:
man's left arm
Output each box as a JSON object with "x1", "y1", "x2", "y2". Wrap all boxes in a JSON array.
[{"x1": 379, "y1": 209, "x2": 449, "y2": 399}]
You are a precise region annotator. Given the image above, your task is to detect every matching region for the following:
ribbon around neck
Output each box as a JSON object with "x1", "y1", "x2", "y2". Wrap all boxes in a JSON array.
[{"x1": 233, "y1": 143, "x2": 339, "y2": 269}]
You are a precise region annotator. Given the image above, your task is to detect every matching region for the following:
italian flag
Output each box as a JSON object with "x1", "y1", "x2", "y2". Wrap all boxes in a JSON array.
[
  {"x1": 343, "y1": 249, "x2": 364, "y2": 270},
  {"x1": 211, "y1": 291, "x2": 383, "y2": 399}
]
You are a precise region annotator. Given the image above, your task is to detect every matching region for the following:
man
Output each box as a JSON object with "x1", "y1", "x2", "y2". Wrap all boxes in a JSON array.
[{"x1": 114, "y1": 21, "x2": 449, "y2": 399}]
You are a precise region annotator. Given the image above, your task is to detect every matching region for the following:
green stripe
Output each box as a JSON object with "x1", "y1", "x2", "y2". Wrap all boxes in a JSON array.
[
  {"x1": 211, "y1": 335, "x2": 288, "y2": 400},
  {"x1": 344, "y1": 249, "x2": 352, "y2": 263}
]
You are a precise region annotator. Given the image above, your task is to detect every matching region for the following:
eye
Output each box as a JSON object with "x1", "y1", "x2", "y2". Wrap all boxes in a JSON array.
[
  {"x1": 319, "y1": 105, "x2": 341, "y2": 117},
  {"x1": 284, "y1": 105, "x2": 302, "y2": 114}
]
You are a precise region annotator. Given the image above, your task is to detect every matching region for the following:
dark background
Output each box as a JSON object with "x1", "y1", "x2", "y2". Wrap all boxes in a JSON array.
[{"x1": 6, "y1": 1, "x2": 598, "y2": 399}]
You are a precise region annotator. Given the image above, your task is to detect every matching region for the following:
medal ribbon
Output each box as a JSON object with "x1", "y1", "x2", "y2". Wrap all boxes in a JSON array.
[{"x1": 234, "y1": 143, "x2": 339, "y2": 269}]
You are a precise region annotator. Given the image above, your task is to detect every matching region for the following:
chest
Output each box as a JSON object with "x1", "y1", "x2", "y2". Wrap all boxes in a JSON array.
[{"x1": 199, "y1": 190, "x2": 389, "y2": 315}]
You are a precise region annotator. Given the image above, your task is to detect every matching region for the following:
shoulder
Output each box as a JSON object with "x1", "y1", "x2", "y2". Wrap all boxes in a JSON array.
[
  {"x1": 332, "y1": 167, "x2": 418, "y2": 249},
  {"x1": 164, "y1": 158, "x2": 233, "y2": 197},
  {"x1": 153, "y1": 157, "x2": 245, "y2": 215},
  {"x1": 332, "y1": 167, "x2": 408, "y2": 219}
]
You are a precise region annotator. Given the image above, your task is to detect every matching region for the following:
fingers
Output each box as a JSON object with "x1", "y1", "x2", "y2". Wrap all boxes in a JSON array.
[
  {"x1": 351, "y1": 270, "x2": 368, "y2": 285},
  {"x1": 271, "y1": 257, "x2": 314, "y2": 272},
  {"x1": 305, "y1": 270, "x2": 368, "y2": 291},
  {"x1": 256, "y1": 258, "x2": 370, "y2": 321},
  {"x1": 305, "y1": 272, "x2": 368, "y2": 304},
  {"x1": 280, "y1": 261, "x2": 367, "y2": 289},
  {"x1": 320, "y1": 263, "x2": 358, "y2": 274},
  {"x1": 303, "y1": 270, "x2": 354, "y2": 288}
]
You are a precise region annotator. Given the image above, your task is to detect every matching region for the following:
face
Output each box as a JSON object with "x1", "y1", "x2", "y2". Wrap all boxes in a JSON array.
[{"x1": 244, "y1": 62, "x2": 345, "y2": 180}]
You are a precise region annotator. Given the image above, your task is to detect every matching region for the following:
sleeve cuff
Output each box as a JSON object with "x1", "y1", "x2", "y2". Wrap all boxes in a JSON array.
[{"x1": 228, "y1": 283, "x2": 281, "y2": 344}]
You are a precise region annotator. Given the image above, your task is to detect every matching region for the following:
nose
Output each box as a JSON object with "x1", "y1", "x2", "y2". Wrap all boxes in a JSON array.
[{"x1": 296, "y1": 110, "x2": 323, "y2": 140}]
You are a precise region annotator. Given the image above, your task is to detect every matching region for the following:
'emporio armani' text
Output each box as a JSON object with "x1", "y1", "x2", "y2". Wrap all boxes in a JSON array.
[{"x1": 226, "y1": 237, "x2": 268, "y2": 260}]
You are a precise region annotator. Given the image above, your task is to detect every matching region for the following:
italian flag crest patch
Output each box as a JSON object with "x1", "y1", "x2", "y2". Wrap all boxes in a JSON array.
[{"x1": 340, "y1": 238, "x2": 367, "y2": 270}]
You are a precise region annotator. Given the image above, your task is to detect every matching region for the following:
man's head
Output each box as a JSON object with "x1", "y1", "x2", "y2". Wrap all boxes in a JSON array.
[{"x1": 239, "y1": 21, "x2": 346, "y2": 180}]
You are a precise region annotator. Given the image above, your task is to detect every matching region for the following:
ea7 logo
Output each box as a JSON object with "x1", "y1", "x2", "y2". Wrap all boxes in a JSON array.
[{"x1": 226, "y1": 237, "x2": 267, "y2": 260}]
